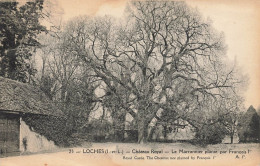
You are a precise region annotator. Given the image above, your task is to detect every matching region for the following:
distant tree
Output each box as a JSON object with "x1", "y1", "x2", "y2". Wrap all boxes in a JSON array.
[
  {"x1": 221, "y1": 111, "x2": 242, "y2": 144},
  {"x1": 0, "y1": 1, "x2": 47, "y2": 82},
  {"x1": 216, "y1": 97, "x2": 244, "y2": 144},
  {"x1": 258, "y1": 107, "x2": 260, "y2": 138},
  {"x1": 257, "y1": 107, "x2": 260, "y2": 117},
  {"x1": 238, "y1": 106, "x2": 260, "y2": 143}
]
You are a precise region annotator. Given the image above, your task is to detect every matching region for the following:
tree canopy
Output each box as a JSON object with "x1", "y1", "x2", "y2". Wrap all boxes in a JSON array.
[
  {"x1": 0, "y1": 0, "x2": 46, "y2": 82},
  {"x1": 58, "y1": 1, "x2": 244, "y2": 143}
]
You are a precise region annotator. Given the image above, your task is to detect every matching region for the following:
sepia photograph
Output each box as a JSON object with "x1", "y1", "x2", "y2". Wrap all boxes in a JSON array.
[{"x1": 0, "y1": 0, "x2": 259, "y2": 165}]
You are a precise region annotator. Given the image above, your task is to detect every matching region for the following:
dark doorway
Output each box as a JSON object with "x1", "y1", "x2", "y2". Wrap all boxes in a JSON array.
[{"x1": 0, "y1": 113, "x2": 20, "y2": 156}]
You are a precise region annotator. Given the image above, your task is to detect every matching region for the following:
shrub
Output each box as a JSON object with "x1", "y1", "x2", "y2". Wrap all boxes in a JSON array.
[
  {"x1": 195, "y1": 123, "x2": 227, "y2": 145},
  {"x1": 88, "y1": 119, "x2": 112, "y2": 142}
]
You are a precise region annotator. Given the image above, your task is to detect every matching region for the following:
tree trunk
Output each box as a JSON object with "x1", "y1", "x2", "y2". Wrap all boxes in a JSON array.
[
  {"x1": 61, "y1": 83, "x2": 67, "y2": 102},
  {"x1": 137, "y1": 118, "x2": 148, "y2": 144},
  {"x1": 147, "y1": 126, "x2": 154, "y2": 142},
  {"x1": 7, "y1": 49, "x2": 17, "y2": 79},
  {"x1": 138, "y1": 120, "x2": 147, "y2": 144},
  {"x1": 230, "y1": 135, "x2": 233, "y2": 144},
  {"x1": 136, "y1": 96, "x2": 151, "y2": 143}
]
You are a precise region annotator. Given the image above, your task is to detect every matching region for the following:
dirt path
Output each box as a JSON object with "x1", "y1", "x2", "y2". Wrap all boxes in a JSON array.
[{"x1": 1, "y1": 143, "x2": 259, "y2": 166}]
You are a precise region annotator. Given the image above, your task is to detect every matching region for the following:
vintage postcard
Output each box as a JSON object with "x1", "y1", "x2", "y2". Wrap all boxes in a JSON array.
[{"x1": 0, "y1": 0, "x2": 259, "y2": 166}]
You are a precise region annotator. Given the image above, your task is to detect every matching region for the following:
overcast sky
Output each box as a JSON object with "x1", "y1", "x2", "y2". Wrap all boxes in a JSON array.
[{"x1": 50, "y1": 0, "x2": 260, "y2": 109}]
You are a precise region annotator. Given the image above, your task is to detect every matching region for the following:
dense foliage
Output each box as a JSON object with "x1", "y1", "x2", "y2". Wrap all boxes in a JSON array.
[
  {"x1": 0, "y1": 0, "x2": 46, "y2": 82},
  {"x1": 238, "y1": 106, "x2": 260, "y2": 143},
  {"x1": 195, "y1": 123, "x2": 227, "y2": 144},
  {"x1": 22, "y1": 114, "x2": 70, "y2": 146}
]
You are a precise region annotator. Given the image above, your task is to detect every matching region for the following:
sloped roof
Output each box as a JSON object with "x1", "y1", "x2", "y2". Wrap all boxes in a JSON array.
[{"x1": 0, "y1": 77, "x2": 63, "y2": 117}]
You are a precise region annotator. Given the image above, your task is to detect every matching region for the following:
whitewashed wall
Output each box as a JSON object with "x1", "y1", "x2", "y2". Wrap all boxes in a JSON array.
[{"x1": 19, "y1": 119, "x2": 58, "y2": 153}]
